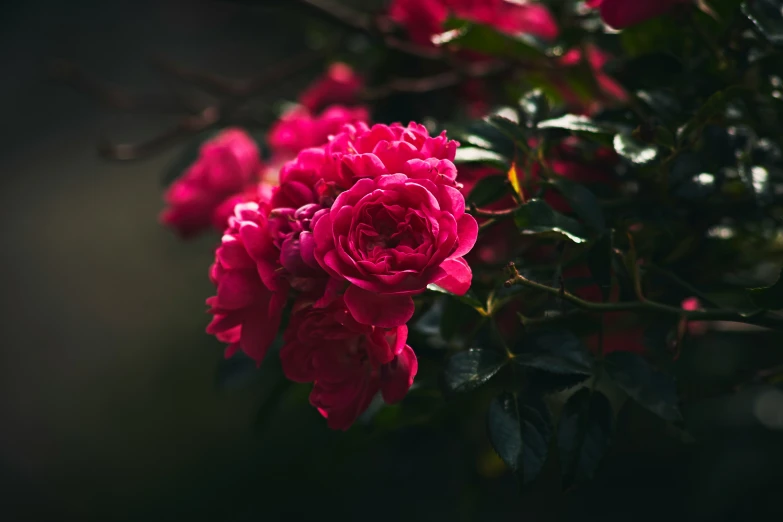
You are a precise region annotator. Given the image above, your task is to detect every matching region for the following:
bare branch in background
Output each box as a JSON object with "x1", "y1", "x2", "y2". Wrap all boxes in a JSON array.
[
  {"x1": 57, "y1": 49, "x2": 327, "y2": 161},
  {"x1": 50, "y1": 60, "x2": 188, "y2": 114}
]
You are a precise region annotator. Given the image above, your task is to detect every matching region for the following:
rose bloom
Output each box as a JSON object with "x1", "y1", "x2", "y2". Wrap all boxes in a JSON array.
[
  {"x1": 280, "y1": 298, "x2": 417, "y2": 430},
  {"x1": 267, "y1": 105, "x2": 369, "y2": 158},
  {"x1": 587, "y1": 0, "x2": 688, "y2": 29},
  {"x1": 298, "y1": 62, "x2": 364, "y2": 114},
  {"x1": 389, "y1": 0, "x2": 558, "y2": 46},
  {"x1": 313, "y1": 173, "x2": 477, "y2": 328},
  {"x1": 161, "y1": 129, "x2": 261, "y2": 237},
  {"x1": 272, "y1": 121, "x2": 460, "y2": 209},
  {"x1": 206, "y1": 202, "x2": 288, "y2": 364},
  {"x1": 558, "y1": 44, "x2": 627, "y2": 113}
]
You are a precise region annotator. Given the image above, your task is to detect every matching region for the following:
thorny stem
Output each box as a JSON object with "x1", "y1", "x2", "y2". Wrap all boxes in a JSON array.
[{"x1": 504, "y1": 262, "x2": 783, "y2": 331}]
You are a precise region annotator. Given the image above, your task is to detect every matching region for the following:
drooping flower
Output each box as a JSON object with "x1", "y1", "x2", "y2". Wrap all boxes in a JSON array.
[
  {"x1": 161, "y1": 129, "x2": 262, "y2": 237},
  {"x1": 312, "y1": 173, "x2": 477, "y2": 328},
  {"x1": 206, "y1": 202, "x2": 288, "y2": 364},
  {"x1": 587, "y1": 0, "x2": 688, "y2": 29},
  {"x1": 389, "y1": 0, "x2": 559, "y2": 46},
  {"x1": 298, "y1": 62, "x2": 364, "y2": 114},
  {"x1": 280, "y1": 298, "x2": 417, "y2": 430}
]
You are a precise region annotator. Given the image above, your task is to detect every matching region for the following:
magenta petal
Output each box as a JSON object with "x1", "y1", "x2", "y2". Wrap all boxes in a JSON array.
[
  {"x1": 342, "y1": 153, "x2": 388, "y2": 179},
  {"x1": 452, "y1": 214, "x2": 478, "y2": 258},
  {"x1": 344, "y1": 285, "x2": 415, "y2": 327},
  {"x1": 380, "y1": 344, "x2": 418, "y2": 404},
  {"x1": 436, "y1": 257, "x2": 472, "y2": 295}
]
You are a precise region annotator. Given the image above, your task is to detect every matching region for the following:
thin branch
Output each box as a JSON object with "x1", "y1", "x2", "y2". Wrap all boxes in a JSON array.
[
  {"x1": 296, "y1": 0, "x2": 373, "y2": 31},
  {"x1": 51, "y1": 60, "x2": 187, "y2": 114},
  {"x1": 153, "y1": 48, "x2": 329, "y2": 98},
  {"x1": 77, "y1": 49, "x2": 327, "y2": 161},
  {"x1": 99, "y1": 106, "x2": 220, "y2": 160},
  {"x1": 504, "y1": 262, "x2": 783, "y2": 330},
  {"x1": 468, "y1": 203, "x2": 517, "y2": 218},
  {"x1": 362, "y1": 60, "x2": 508, "y2": 100}
]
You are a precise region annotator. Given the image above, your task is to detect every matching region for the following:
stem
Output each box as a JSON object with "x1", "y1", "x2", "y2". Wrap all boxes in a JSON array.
[{"x1": 504, "y1": 262, "x2": 783, "y2": 330}]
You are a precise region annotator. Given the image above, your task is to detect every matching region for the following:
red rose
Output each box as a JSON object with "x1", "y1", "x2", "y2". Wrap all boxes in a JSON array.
[
  {"x1": 206, "y1": 202, "x2": 288, "y2": 363},
  {"x1": 587, "y1": 0, "x2": 688, "y2": 29},
  {"x1": 280, "y1": 298, "x2": 417, "y2": 430},
  {"x1": 313, "y1": 174, "x2": 477, "y2": 328},
  {"x1": 161, "y1": 129, "x2": 261, "y2": 237}
]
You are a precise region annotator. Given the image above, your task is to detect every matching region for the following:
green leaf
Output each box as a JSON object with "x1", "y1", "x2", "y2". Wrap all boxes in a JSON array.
[
  {"x1": 587, "y1": 233, "x2": 613, "y2": 302},
  {"x1": 427, "y1": 283, "x2": 485, "y2": 310},
  {"x1": 519, "y1": 89, "x2": 550, "y2": 129},
  {"x1": 742, "y1": 0, "x2": 783, "y2": 46},
  {"x1": 513, "y1": 199, "x2": 589, "y2": 243},
  {"x1": 605, "y1": 352, "x2": 682, "y2": 422},
  {"x1": 454, "y1": 147, "x2": 509, "y2": 170},
  {"x1": 613, "y1": 133, "x2": 659, "y2": 165},
  {"x1": 488, "y1": 393, "x2": 552, "y2": 484},
  {"x1": 438, "y1": 19, "x2": 547, "y2": 60},
  {"x1": 467, "y1": 174, "x2": 510, "y2": 207},
  {"x1": 515, "y1": 331, "x2": 595, "y2": 376},
  {"x1": 546, "y1": 176, "x2": 606, "y2": 232},
  {"x1": 558, "y1": 389, "x2": 614, "y2": 487},
  {"x1": 527, "y1": 371, "x2": 590, "y2": 395},
  {"x1": 486, "y1": 114, "x2": 529, "y2": 150},
  {"x1": 538, "y1": 114, "x2": 621, "y2": 134},
  {"x1": 442, "y1": 349, "x2": 507, "y2": 393},
  {"x1": 677, "y1": 86, "x2": 755, "y2": 145},
  {"x1": 748, "y1": 267, "x2": 783, "y2": 310}
]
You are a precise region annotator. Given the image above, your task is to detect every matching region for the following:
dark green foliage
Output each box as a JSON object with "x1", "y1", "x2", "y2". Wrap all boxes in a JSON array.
[
  {"x1": 606, "y1": 352, "x2": 682, "y2": 422},
  {"x1": 488, "y1": 393, "x2": 553, "y2": 484},
  {"x1": 442, "y1": 349, "x2": 506, "y2": 394},
  {"x1": 557, "y1": 389, "x2": 614, "y2": 487}
]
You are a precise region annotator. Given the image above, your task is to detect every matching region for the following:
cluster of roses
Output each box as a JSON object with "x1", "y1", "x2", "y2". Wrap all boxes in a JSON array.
[
  {"x1": 160, "y1": 63, "x2": 366, "y2": 238},
  {"x1": 205, "y1": 121, "x2": 477, "y2": 429},
  {"x1": 160, "y1": 0, "x2": 699, "y2": 430},
  {"x1": 389, "y1": 0, "x2": 689, "y2": 38}
]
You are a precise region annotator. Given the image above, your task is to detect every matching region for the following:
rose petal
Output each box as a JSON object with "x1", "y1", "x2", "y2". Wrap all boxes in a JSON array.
[
  {"x1": 435, "y1": 257, "x2": 472, "y2": 295},
  {"x1": 380, "y1": 344, "x2": 418, "y2": 404},
  {"x1": 452, "y1": 214, "x2": 478, "y2": 258},
  {"x1": 344, "y1": 285, "x2": 415, "y2": 327}
]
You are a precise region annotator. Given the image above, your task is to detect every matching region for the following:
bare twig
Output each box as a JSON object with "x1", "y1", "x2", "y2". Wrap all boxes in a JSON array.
[
  {"x1": 504, "y1": 262, "x2": 783, "y2": 331},
  {"x1": 51, "y1": 60, "x2": 187, "y2": 114},
  {"x1": 362, "y1": 60, "x2": 508, "y2": 100},
  {"x1": 152, "y1": 48, "x2": 327, "y2": 98},
  {"x1": 296, "y1": 0, "x2": 373, "y2": 32}
]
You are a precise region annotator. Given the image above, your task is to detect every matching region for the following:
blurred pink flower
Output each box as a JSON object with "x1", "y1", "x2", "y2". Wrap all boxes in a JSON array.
[
  {"x1": 161, "y1": 129, "x2": 261, "y2": 237},
  {"x1": 389, "y1": 0, "x2": 558, "y2": 46}
]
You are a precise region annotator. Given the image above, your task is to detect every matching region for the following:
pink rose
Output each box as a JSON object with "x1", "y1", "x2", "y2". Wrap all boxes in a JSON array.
[
  {"x1": 272, "y1": 122, "x2": 459, "y2": 209},
  {"x1": 280, "y1": 298, "x2": 417, "y2": 430},
  {"x1": 206, "y1": 202, "x2": 288, "y2": 364},
  {"x1": 558, "y1": 45, "x2": 627, "y2": 113},
  {"x1": 267, "y1": 105, "x2": 369, "y2": 158},
  {"x1": 161, "y1": 129, "x2": 261, "y2": 237},
  {"x1": 312, "y1": 173, "x2": 477, "y2": 328},
  {"x1": 298, "y1": 62, "x2": 364, "y2": 113},
  {"x1": 587, "y1": 0, "x2": 688, "y2": 29},
  {"x1": 389, "y1": 0, "x2": 558, "y2": 46}
]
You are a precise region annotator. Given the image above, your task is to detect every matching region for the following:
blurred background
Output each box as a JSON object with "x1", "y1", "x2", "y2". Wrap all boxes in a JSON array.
[{"x1": 1, "y1": 1, "x2": 782, "y2": 521}]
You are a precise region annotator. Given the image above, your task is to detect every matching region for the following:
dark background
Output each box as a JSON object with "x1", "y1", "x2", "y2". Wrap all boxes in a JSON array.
[{"x1": 1, "y1": 1, "x2": 782, "y2": 521}]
